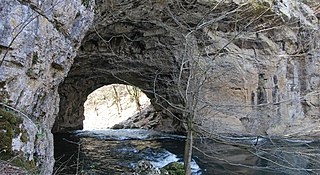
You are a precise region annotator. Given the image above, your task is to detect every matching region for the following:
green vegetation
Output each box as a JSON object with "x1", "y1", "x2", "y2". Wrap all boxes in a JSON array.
[
  {"x1": 82, "y1": 0, "x2": 90, "y2": 8},
  {"x1": 0, "y1": 107, "x2": 23, "y2": 152},
  {"x1": 75, "y1": 11, "x2": 81, "y2": 18},
  {"x1": 9, "y1": 157, "x2": 36, "y2": 172},
  {"x1": 0, "y1": 107, "x2": 36, "y2": 173},
  {"x1": 250, "y1": 0, "x2": 271, "y2": 10},
  {"x1": 26, "y1": 68, "x2": 33, "y2": 77},
  {"x1": 160, "y1": 162, "x2": 184, "y2": 175},
  {"x1": 32, "y1": 52, "x2": 38, "y2": 65}
]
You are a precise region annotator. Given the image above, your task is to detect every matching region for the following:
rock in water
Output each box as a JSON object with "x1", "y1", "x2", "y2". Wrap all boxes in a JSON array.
[
  {"x1": 160, "y1": 162, "x2": 184, "y2": 175},
  {"x1": 133, "y1": 160, "x2": 161, "y2": 175}
]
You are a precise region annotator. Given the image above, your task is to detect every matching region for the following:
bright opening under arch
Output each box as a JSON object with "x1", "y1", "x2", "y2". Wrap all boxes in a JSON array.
[{"x1": 83, "y1": 84, "x2": 151, "y2": 130}]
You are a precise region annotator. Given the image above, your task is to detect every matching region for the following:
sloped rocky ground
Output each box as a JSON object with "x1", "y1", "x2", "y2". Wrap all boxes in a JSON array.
[{"x1": 83, "y1": 84, "x2": 150, "y2": 130}]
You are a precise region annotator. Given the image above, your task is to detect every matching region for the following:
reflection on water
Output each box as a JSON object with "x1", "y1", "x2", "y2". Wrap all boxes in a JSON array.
[
  {"x1": 54, "y1": 129, "x2": 200, "y2": 175},
  {"x1": 54, "y1": 130, "x2": 320, "y2": 175},
  {"x1": 194, "y1": 136, "x2": 320, "y2": 175}
]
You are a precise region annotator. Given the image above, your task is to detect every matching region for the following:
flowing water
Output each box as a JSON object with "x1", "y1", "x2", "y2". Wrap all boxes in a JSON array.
[
  {"x1": 54, "y1": 129, "x2": 320, "y2": 175},
  {"x1": 54, "y1": 129, "x2": 200, "y2": 175}
]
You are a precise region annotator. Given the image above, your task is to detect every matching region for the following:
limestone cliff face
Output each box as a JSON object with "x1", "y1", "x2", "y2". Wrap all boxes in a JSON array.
[
  {"x1": 54, "y1": 0, "x2": 319, "y2": 136},
  {"x1": 196, "y1": 1, "x2": 318, "y2": 137},
  {"x1": 53, "y1": 0, "x2": 186, "y2": 133},
  {"x1": 0, "y1": 0, "x2": 93, "y2": 174},
  {"x1": 0, "y1": 0, "x2": 319, "y2": 174},
  {"x1": 194, "y1": 1, "x2": 320, "y2": 136}
]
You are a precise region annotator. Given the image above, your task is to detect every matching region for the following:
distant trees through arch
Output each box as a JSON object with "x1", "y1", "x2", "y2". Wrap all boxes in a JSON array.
[{"x1": 83, "y1": 84, "x2": 150, "y2": 130}]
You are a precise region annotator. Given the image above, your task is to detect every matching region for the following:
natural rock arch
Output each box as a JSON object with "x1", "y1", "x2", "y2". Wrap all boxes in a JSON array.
[
  {"x1": 52, "y1": 13, "x2": 185, "y2": 133},
  {"x1": 0, "y1": 1, "x2": 319, "y2": 174},
  {"x1": 52, "y1": 0, "x2": 320, "y2": 135}
]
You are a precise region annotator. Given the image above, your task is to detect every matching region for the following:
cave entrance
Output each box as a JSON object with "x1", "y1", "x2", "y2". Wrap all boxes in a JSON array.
[
  {"x1": 51, "y1": 2, "x2": 187, "y2": 172},
  {"x1": 83, "y1": 84, "x2": 151, "y2": 130},
  {"x1": 51, "y1": 6, "x2": 185, "y2": 134}
]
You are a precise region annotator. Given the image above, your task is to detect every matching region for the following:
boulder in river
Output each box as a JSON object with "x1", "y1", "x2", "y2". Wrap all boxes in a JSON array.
[{"x1": 133, "y1": 160, "x2": 161, "y2": 175}]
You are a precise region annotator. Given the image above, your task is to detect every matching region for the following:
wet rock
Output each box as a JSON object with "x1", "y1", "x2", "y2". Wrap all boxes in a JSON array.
[
  {"x1": 160, "y1": 162, "x2": 184, "y2": 175},
  {"x1": 133, "y1": 160, "x2": 161, "y2": 175}
]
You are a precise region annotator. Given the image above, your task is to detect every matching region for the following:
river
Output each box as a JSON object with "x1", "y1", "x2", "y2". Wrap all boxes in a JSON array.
[{"x1": 54, "y1": 129, "x2": 320, "y2": 175}]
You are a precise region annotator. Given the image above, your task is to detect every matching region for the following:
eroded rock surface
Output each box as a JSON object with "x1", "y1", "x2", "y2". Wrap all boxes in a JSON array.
[
  {"x1": 53, "y1": 0, "x2": 186, "y2": 133},
  {"x1": 0, "y1": 0, "x2": 94, "y2": 173},
  {"x1": 112, "y1": 105, "x2": 185, "y2": 134},
  {"x1": 55, "y1": 0, "x2": 319, "y2": 137},
  {"x1": 194, "y1": 1, "x2": 320, "y2": 136},
  {"x1": 0, "y1": 0, "x2": 319, "y2": 174}
]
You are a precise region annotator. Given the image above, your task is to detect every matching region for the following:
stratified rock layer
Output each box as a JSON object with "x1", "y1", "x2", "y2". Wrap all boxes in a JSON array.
[
  {"x1": 55, "y1": 0, "x2": 319, "y2": 136},
  {"x1": 0, "y1": 0, "x2": 94, "y2": 174},
  {"x1": 0, "y1": 0, "x2": 319, "y2": 174}
]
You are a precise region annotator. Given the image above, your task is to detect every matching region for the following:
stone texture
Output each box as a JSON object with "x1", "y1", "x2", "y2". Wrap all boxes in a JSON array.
[
  {"x1": 0, "y1": 0, "x2": 319, "y2": 174},
  {"x1": 112, "y1": 105, "x2": 185, "y2": 134},
  {"x1": 53, "y1": 0, "x2": 186, "y2": 133},
  {"x1": 133, "y1": 160, "x2": 161, "y2": 175},
  {"x1": 54, "y1": 0, "x2": 319, "y2": 137},
  {"x1": 0, "y1": 0, "x2": 94, "y2": 174},
  {"x1": 193, "y1": 1, "x2": 320, "y2": 136}
]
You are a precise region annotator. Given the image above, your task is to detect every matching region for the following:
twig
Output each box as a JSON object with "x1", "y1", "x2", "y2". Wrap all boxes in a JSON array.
[
  {"x1": 0, "y1": 0, "x2": 62, "y2": 68},
  {"x1": 61, "y1": 138, "x2": 81, "y2": 174},
  {"x1": 0, "y1": 102, "x2": 39, "y2": 132}
]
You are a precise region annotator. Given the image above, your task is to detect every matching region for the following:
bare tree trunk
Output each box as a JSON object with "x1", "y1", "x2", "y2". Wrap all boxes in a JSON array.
[
  {"x1": 112, "y1": 85, "x2": 121, "y2": 115},
  {"x1": 126, "y1": 85, "x2": 141, "y2": 111},
  {"x1": 133, "y1": 87, "x2": 141, "y2": 111},
  {"x1": 184, "y1": 116, "x2": 193, "y2": 175}
]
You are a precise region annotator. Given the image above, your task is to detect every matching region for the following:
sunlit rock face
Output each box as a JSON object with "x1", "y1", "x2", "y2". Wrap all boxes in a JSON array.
[
  {"x1": 194, "y1": 1, "x2": 320, "y2": 136},
  {"x1": 83, "y1": 84, "x2": 151, "y2": 130},
  {"x1": 54, "y1": 0, "x2": 319, "y2": 136},
  {"x1": 0, "y1": 0, "x2": 94, "y2": 173},
  {"x1": 53, "y1": 0, "x2": 186, "y2": 133},
  {"x1": 0, "y1": 0, "x2": 319, "y2": 173}
]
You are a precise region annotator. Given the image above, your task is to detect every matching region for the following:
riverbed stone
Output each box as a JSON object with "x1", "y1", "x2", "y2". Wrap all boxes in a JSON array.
[
  {"x1": 160, "y1": 162, "x2": 184, "y2": 175},
  {"x1": 133, "y1": 160, "x2": 161, "y2": 175}
]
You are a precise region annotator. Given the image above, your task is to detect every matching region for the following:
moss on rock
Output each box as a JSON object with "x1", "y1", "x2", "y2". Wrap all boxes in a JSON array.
[
  {"x1": 0, "y1": 108, "x2": 19, "y2": 152},
  {"x1": 11, "y1": 157, "x2": 36, "y2": 172},
  {"x1": 0, "y1": 108, "x2": 24, "y2": 155},
  {"x1": 160, "y1": 162, "x2": 184, "y2": 175},
  {"x1": 0, "y1": 107, "x2": 36, "y2": 173}
]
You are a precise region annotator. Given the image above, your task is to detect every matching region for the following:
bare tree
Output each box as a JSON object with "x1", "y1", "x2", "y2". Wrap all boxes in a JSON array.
[
  {"x1": 163, "y1": 1, "x2": 319, "y2": 174},
  {"x1": 126, "y1": 85, "x2": 141, "y2": 111},
  {"x1": 90, "y1": 0, "x2": 319, "y2": 174},
  {"x1": 112, "y1": 85, "x2": 122, "y2": 115}
]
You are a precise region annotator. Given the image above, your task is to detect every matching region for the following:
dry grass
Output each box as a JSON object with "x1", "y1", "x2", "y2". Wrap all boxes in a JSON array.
[{"x1": 0, "y1": 161, "x2": 26, "y2": 175}]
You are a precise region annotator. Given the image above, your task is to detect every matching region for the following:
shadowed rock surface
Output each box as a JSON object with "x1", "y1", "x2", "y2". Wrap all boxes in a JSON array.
[
  {"x1": 0, "y1": 0, "x2": 319, "y2": 173},
  {"x1": 54, "y1": 0, "x2": 320, "y2": 136}
]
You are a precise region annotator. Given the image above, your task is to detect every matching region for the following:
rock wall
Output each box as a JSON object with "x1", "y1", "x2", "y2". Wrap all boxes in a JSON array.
[
  {"x1": 194, "y1": 0, "x2": 320, "y2": 136},
  {"x1": 54, "y1": 0, "x2": 319, "y2": 136},
  {"x1": 0, "y1": 0, "x2": 319, "y2": 174},
  {"x1": 53, "y1": 0, "x2": 186, "y2": 133},
  {"x1": 0, "y1": 0, "x2": 93, "y2": 174}
]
